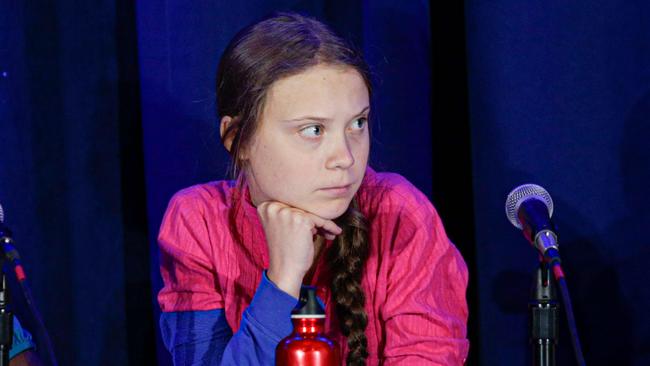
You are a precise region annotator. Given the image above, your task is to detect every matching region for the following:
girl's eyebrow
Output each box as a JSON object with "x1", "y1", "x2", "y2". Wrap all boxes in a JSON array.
[{"x1": 282, "y1": 106, "x2": 370, "y2": 123}]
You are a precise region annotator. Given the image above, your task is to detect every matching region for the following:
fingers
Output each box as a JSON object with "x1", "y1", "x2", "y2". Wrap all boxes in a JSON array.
[
  {"x1": 320, "y1": 231, "x2": 336, "y2": 241},
  {"x1": 305, "y1": 213, "x2": 343, "y2": 237}
]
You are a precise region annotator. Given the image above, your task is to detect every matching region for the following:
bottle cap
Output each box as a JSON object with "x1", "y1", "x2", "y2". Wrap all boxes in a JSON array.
[{"x1": 291, "y1": 286, "x2": 326, "y2": 318}]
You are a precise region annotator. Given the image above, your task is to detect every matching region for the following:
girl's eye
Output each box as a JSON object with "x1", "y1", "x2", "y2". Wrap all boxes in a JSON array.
[
  {"x1": 299, "y1": 125, "x2": 323, "y2": 138},
  {"x1": 351, "y1": 117, "x2": 367, "y2": 130}
]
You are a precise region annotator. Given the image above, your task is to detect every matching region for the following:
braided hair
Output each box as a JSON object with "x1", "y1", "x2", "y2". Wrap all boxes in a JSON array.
[{"x1": 329, "y1": 198, "x2": 369, "y2": 365}]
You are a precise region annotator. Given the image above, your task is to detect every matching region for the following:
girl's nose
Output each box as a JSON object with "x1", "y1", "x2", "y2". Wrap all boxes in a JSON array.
[{"x1": 326, "y1": 135, "x2": 355, "y2": 170}]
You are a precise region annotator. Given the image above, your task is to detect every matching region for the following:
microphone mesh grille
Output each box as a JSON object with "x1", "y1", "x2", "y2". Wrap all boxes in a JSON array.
[
  {"x1": 505, "y1": 184, "x2": 553, "y2": 229},
  {"x1": 0, "y1": 204, "x2": 4, "y2": 224}
]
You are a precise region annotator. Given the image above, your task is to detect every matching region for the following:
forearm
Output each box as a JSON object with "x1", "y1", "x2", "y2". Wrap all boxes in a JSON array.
[
  {"x1": 219, "y1": 272, "x2": 297, "y2": 364},
  {"x1": 163, "y1": 272, "x2": 297, "y2": 366}
]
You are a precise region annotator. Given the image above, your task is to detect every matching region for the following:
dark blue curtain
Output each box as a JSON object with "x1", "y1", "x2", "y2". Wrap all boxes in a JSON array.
[
  {"x1": 4, "y1": 0, "x2": 648, "y2": 365},
  {"x1": 1, "y1": 0, "x2": 152, "y2": 364},
  {"x1": 466, "y1": 1, "x2": 650, "y2": 365},
  {"x1": 1, "y1": 1, "x2": 128, "y2": 365}
]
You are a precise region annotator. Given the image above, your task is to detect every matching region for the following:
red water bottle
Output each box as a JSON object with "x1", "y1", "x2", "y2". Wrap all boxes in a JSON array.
[{"x1": 276, "y1": 286, "x2": 340, "y2": 366}]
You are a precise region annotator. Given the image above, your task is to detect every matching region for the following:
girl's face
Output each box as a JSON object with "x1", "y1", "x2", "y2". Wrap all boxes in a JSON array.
[{"x1": 244, "y1": 64, "x2": 370, "y2": 219}]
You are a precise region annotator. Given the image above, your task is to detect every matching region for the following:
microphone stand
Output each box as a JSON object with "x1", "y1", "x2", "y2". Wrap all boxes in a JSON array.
[
  {"x1": 530, "y1": 259, "x2": 559, "y2": 366},
  {"x1": 0, "y1": 221, "x2": 13, "y2": 366},
  {"x1": 0, "y1": 257, "x2": 12, "y2": 366}
]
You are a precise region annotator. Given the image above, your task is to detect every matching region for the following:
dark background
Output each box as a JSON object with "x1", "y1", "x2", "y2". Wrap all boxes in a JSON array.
[{"x1": 1, "y1": 0, "x2": 648, "y2": 365}]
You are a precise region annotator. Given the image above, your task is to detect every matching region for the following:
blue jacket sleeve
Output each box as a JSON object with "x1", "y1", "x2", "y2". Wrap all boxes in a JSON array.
[
  {"x1": 10, "y1": 316, "x2": 35, "y2": 359},
  {"x1": 160, "y1": 271, "x2": 297, "y2": 365}
]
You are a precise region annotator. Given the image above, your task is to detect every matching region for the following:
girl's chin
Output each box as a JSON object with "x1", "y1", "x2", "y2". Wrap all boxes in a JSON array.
[{"x1": 308, "y1": 202, "x2": 352, "y2": 220}]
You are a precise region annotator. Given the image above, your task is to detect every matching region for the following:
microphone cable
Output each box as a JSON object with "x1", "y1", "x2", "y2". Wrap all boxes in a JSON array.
[{"x1": 549, "y1": 262, "x2": 586, "y2": 366}]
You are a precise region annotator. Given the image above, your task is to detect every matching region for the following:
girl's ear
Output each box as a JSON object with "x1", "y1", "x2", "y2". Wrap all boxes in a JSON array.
[{"x1": 220, "y1": 116, "x2": 235, "y2": 152}]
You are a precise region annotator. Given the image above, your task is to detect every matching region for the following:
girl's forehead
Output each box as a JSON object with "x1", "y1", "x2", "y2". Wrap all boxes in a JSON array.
[
  {"x1": 263, "y1": 64, "x2": 369, "y2": 119},
  {"x1": 273, "y1": 63, "x2": 362, "y2": 88}
]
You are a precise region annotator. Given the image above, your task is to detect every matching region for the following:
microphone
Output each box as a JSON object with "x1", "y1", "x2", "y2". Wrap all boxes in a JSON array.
[
  {"x1": 0, "y1": 204, "x2": 14, "y2": 241},
  {"x1": 0, "y1": 204, "x2": 9, "y2": 240},
  {"x1": 505, "y1": 184, "x2": 560, "y2": 264},
  {"x1": 0, "y1": 204, "x2": 25, "y2": 281}
]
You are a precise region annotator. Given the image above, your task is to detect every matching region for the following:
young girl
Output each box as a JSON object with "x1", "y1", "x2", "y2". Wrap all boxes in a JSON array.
[{"x1": 158, "y1": 12, "x2": 469, "y2": 366}]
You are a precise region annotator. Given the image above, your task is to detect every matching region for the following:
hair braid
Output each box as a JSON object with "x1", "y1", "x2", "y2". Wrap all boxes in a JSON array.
[{"x1": 329, "y1": 198, "x2": 370, "y2": 365}]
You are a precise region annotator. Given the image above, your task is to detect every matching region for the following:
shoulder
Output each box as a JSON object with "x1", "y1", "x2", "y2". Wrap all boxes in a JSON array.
[
  {"x1": 159, "y1": 180, "x2": 237, "y2": 253},
  {"x1": 167, "y1": 180, "x2": 237, "y2": 213},
  {"x1": 357, "y1": 170, "x2": 467, "y2": 286},
  {"x1": 171, "y1": 180, "x2": 236, "y2": 204},
  {"x1": 356, "y1": 168, "x2": 454, "y2": 255}
]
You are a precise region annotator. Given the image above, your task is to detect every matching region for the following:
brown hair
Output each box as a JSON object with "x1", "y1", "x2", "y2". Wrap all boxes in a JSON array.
[{"x1": 216, "y1": 12, "x2": 371, "y2": 365}]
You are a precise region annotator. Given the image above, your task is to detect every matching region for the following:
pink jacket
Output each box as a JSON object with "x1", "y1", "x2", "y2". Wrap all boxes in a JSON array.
[{"x1": 158, "y1": 167, "x2": 469, "y2": 365}]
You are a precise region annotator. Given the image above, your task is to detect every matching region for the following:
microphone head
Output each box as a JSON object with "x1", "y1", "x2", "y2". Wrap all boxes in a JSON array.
[
  {"x1": 505, "y1": 184, "x2": 554, "y2": 229},
  {"x1": 0, "y1": 203, "x2": 4, "y2": 224}
]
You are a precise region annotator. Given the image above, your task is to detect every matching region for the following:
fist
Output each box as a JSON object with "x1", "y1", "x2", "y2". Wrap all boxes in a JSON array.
[{"x1": 257, "y1": 201, "x2": 342, "y2": 298}]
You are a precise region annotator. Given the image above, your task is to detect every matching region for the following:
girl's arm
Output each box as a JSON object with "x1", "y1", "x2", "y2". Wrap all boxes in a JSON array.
[
  {"x1": 158, "y1": 191, "x2": 321, "y2": 365},
  {"x1": 160, "y1": 271, "x2": 296, "y2": 366},
  {"x1": 158, "y1": 188, "x2": 340, "y2": 365}
]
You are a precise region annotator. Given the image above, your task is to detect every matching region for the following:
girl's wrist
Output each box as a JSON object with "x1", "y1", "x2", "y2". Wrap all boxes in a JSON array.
[{"x1": 267, "y1": 268, "x2": 303, "y2": 298}]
